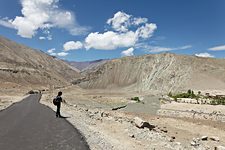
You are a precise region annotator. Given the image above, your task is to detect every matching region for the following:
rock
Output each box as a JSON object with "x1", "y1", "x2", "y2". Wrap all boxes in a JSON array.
[
  {"x1": 191, "y1": 138, "x2": 200, "y2": 147},
  {"x1": 112, "y1": 105, "x2": 127, "y2": 110},
  {"x1": 134, "y1": 117, "x2": 144, "y2": 127},
  {"x1": 191, "y1": 141, "x2": 199, "y2": 147},
  {"x1": 201, "y1": 136, "x2": 208, "y2": 141},
  {"x1": 190, "y1": 141, "x2": 196, "y2": 146},
  {"x1": 169, "y1": 136, "x2": 176, "y2": 142},
  {"x1": 169, "y1": 139, "x2": 174, "y2": 142},
  {"x1": 210, "y1": 136, "x2": 220, "y2": 142},
  {"x1": 129, "y1": 134, "x2": 135, "y2": 138},
  {"x1": 133, "y1": 117, "x2": 156, "y2": 130},
  {"x1": 215, "y1": 146, "x2": 225, "y2": 150},
  {"x1": 193, "y1": 138, "x2": 200, "y2": 142},
  {"x1": 161, "y1": 129, "x2": 168, "y2": 133},
  {"x1": 171, "y1": 136, "x2": 176, "y2": 140},
  {"x1": 94, "y1": 111, "x2": 99, "y2": 114},
  {"x1": 101, "y1": 112, "x2": 109, "y2": 117}
]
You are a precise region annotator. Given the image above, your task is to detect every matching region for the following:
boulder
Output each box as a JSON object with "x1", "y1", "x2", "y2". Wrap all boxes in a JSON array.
[
  {"x1": 210, "y1": 136, "x2": 220, "y2": 142},
  {"x1": 133, "y1": 117, "x2": 155, "y2": 130},
  {"x1": 215, "y1": 146, "x2": 225, "y2": 150},
  {"x1": 191, "y1": 138, "x2": 200, "y2": 147},
  {"x1": 201, "y1": 136, "x2": 208, "y2": 141},
  {"x1": 129, "y1": 134, "x2": 135, "y2": 138}
]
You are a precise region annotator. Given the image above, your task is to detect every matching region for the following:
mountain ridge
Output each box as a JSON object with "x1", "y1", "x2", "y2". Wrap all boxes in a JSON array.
[
  {"x1": 75, "y1": 53, "x2": 225, "y2": 93},
  {"x1": 0, "y1": 35, "x2": 80, "y2": 89},
  {"x1": 67, "y1": 59, "x2": 108, "y2": 71}
]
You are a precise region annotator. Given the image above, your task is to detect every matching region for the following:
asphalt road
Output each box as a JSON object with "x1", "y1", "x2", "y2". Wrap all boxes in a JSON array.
[{"x1": 0, "y1": 94, "x2": 90, "y2": 150}]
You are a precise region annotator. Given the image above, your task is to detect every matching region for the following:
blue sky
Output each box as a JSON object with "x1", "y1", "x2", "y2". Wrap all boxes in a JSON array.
[{"x1": 0, "y1": 0, "x2": 225, "y2": 61}]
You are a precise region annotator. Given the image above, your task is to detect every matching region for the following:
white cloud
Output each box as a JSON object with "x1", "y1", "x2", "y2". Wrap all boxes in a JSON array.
[
  {"x1": 136, "y1": 23, "x2": 157, "y2": 39},
  {"x1": 47, "y1": 48, "x2": 55, "y2": 53},
  {"x1": 140, "y1": 45, "x2": 192, "y2": 53},
  {"x1": 106, "y1": 11, "x2": 152, "y2": 33},
  {"x1": 39, "y1": 36, "x2": 52, "y2": 40},
  {"x1": 85, "y1": 11, "x2": 157, "y2": 50},
  {"x1": 39, "y1": 29, "x2": 53, "y2": 40},
  {"x1": 0, "y1": 0, "x2": 88, "y2": 38},
  {"x1": 39, "y1": 36, "x2": 46, "y2": 40},
  {"x1": 63, "y1": 41, "x2": 83, "y2": 51},
  {"x1": 195, "y1": 53, "x2": 214, "y2": 58},
  {"x1": 208, "y1": 45, "x2": 225, "y2": 51},
  {"x1": 133, "y1": 17, "x2": 148, "y2": 25},
  {"x1": 107, "y1": 11, "x2": 131, "y2": 32},
  {"x1": 47, "y1": 48, "x2": 56, "y2": 55},
  {"x1": 121, "y1": 47, "x2": 134, "y2": 56},
  {"x1": 57, "y1": 52, "x2": 68, "y2": 57},
  {"x1": 0, "y1": 19, "x2": 14, "y2": 29},
  {"x1": 85, "y1": 31, "x2": 138, "y2": 50}
]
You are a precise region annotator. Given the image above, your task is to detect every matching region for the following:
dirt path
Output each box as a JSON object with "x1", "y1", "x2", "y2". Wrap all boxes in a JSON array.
[{"x1": 0, "y1": 94, "x2": 89, "y2": 150}]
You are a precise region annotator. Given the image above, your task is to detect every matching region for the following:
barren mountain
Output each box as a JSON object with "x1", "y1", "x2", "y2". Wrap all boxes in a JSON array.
[
  {"x1": 68, "y1": 59, "x2": 108, "y2": 71},
  {"x1": 0, "y1": 36, "x2": 80, "y2": 89},
  {"x1": 76, "y1": 53, "x2": 225, "y2": 93}
]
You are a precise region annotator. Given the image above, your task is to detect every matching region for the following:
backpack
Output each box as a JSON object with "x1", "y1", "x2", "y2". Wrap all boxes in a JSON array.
[{"x1": 53, "y1": 97, "x2": 59, "y2": 105}]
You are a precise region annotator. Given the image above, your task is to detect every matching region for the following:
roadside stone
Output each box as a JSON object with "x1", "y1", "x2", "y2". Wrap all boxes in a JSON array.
[
  {"x1": 169, "y1": 136, "x2": 176, "y2": 142},
  {"x1": 191, "y1": 141, "x2": 200, "y2": 147},
  {"x1": 133, "y1": 117, "x2": 156, "y2": 130},
  {"x1": 201, "y1": 136, "x2": 208, "y2": 141},
  {"x1": 94, "y1": 111, "x2": 99, "y2": 114},
  {"x1": 191, "y1": 138, "x2": 200, "y2": 147},
  {"x1": 215, "y1": 146, "x2": 225, "y2": 150},
  {"x1": 210, "y1": 136, "x2": 220, "y2": 142},
  {"x1": 129, "y1": 134, "x2": 135, "y2": 138},
  {"x1": 171, "y1": 136, "x2": 176, "y2": 140},
  {"x1": 160, "y1": 128, "x2": 168, "y2": 133},
  {"x1": 101, "y1": 112, "x2": 109, "y2": 117}
]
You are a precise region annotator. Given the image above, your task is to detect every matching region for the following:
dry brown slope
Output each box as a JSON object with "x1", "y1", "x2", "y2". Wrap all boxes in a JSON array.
[
  {"x1": 0, "y1": 36, "x2": 80, "y2": 88},
  {"x1": 78, "y1": 53, "x2": 225, "y2": 93}
]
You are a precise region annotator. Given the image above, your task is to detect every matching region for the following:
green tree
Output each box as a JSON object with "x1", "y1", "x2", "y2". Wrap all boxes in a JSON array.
[{"x1": 187, "y1": 89, "x2": 192, "y2": 96}]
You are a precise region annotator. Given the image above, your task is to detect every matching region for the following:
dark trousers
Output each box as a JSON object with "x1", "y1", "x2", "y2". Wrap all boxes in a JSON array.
[{"x1": 56, "y1": 104, "x2": 61, "y2": 117}]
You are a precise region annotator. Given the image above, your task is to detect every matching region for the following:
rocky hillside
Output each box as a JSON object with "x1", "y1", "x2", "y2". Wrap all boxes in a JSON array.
[
  {"x1": 68, "y1": 59, "x2": 108, "y2": 71},
  {"x1": 0, "y1": 36, "x2": 80, "y2": 88},
  {"x1": 76, "y1": 53, "x2": 225, "y2": 93}
]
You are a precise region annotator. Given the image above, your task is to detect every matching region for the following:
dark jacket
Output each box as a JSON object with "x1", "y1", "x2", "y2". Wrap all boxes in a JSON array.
[{"x1": 56, "y1": 96, "x2": 62, "y2": 106}]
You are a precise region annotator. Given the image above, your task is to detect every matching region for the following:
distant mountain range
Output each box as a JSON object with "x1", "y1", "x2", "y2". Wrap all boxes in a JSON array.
[{"x1": 67, "y1": 59, "x2": 108, "y2": 71}]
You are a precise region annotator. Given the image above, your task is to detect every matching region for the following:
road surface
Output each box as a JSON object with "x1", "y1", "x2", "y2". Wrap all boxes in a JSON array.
[{"x1": 0, "y1": 94, "x2": 90, "y2": 150}]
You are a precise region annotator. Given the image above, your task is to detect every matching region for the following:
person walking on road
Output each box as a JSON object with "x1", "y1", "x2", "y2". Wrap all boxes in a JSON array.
[{"x1": 55, "y1": 91, "x2": 63, "y2": 118}]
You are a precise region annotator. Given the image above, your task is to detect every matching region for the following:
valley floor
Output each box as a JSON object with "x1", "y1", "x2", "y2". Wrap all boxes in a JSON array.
[
  {"x1": 1, "y1": 85, "x2": 225, "y2": 150},
  {"x1": 41, "y1": 86, "x2": 225, "y2": 150}
]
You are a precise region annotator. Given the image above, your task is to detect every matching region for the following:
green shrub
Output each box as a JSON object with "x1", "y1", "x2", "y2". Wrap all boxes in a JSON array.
[
  {"x1": 168, "y1": 89, "x2": 197, "y2": 100},
  {"x1": 210, "y1": 99, "x2": 217, "y2": 105},
  {"x1": 209, "y1": 97, "x2": 225, "y2": 105},
  {"x1": 131, "y1": 97, "x2": 141, "y2": 102}
]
